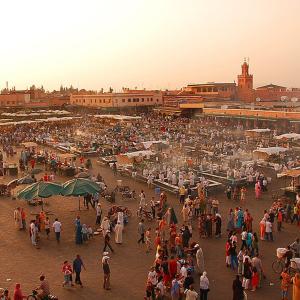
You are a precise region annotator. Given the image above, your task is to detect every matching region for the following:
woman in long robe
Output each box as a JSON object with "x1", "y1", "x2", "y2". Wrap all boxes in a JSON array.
[
  {"x1": 75, "y1": 219, "x2": 83, "y2": 244},
  {"x1": 236, "y1": 209, "x2": 244, "y2": 230},
  {"x1": 101, "y1": 217, "x2": 111, "y2": 237},
  {"x1": 259, "y1": 218, "x2": 266, "y2": 240},
  {"x1": 255, "y1": 182, "x2": 261, "y2": 199},
  {"x1": 114, "y1": 222, "x2": 123, "y2": 244},
  {"x1": 293, "y1": 273, "x2": 300, "y2": 300},
  {"x1": 196, "y1": 247, "x2": 205, "y2": 274},
  {"x1": 14, "y1": 208, "x2": 22, "y2": 229},
  {"x1": 227, "y1": 209, "x2": 235, "y2": 232}
]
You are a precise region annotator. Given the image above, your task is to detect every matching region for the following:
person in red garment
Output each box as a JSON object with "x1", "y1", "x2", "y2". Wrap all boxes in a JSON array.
[
  {"x1": 168, "y1": 256, "x2": 178, "y2": 279},
  {"x1": 30, "y1": 158, "x2": 35, "y2": 170},
  {"x1": 13, "y1": 283, "x2": 26, "y2": 300}
]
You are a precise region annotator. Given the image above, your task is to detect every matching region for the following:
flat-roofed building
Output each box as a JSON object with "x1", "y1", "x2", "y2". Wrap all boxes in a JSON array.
[
  {"x1": 70, "y1": 89, "x2": 163, "y2": 108},
  {"x1": 183, "y1": 82, "x2": 237, "y2": 99},
  {"x1": 0, "y1": 93, "x2": 30, "y2": 107}
]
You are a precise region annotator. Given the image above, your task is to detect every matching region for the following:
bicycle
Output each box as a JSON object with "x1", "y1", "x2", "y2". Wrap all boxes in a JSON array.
[
  {"x1": 121, "y1": 190, "x2": 136, "y2": 200},
  {"x1": 272, "y1": 257, "x2": 300, "y2": 276},
  {"x1": 137, "y1": 206, "x2": 154, "y2": 221},
  {"x1": 108, "y1": 205, "x2": 132, "y2": 217}
]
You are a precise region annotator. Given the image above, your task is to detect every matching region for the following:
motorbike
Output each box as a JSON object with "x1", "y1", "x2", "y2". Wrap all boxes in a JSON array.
[{"x1": 27, "y1": 290, "x2": 58, "y2": 300}]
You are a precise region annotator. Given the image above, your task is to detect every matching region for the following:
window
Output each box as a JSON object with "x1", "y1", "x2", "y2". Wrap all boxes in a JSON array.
[
  {"x1": 128, "y1": 98, "x2": 131, "y2": 102},
  {"x1": 83, "y1": 99, "x2": 85, "y2": 103},
  {"x1": 156, "y1": 99, "x2": 159, "y2": 102},
  {"x1": 122, "y1": 99, "x2": 125, "y2": 103},
  {"x1": 141, "y1": 98, "x2": 144, "y2": 102}
]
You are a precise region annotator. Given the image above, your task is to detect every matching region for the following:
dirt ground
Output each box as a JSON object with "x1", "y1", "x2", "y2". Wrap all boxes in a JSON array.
[{"x1": 0, "y1": 149, "x2": 299, "y2": 300}]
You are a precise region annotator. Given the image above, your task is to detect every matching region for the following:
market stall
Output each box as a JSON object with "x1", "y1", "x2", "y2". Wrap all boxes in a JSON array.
[{"x1": 253, "y1": 147, "x2": 288, "y2": 161}]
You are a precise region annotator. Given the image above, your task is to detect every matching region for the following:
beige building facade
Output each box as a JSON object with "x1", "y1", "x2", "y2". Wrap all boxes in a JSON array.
[{"x1": 70, "y1": 90, "x2": 163, "y2": 108}]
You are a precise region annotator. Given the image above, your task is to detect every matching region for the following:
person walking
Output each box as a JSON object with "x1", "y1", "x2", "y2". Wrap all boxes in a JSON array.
[
  {"x1": 292, "y1": 273, "x2": 300, "y2": 300},
  {"x1": 242, "y1": 257, "x2": 252, "y2": 290},
  {"x1": 196, "y1": 245, "x2": 205, "y2": 275},
  {"x1": 102, "y1": 253, "x2": 111, "y2": 290},
  {"x1": 281, "y1": 268, "x2": 291, "y2": 300},
  {"x1": 52, "y1": 218, "x2": 62, "y2": 243},
  {"x1": 199, "y1": 271, "x2": 209, "y2": 300},
  {"x1": 73, "y1": 254, "x2": 86, "y2": 287},
  {"x1": 185, "y1": 284, "x2": 198, "y2": 300},
  {"x1": 145, "y1": 227, "x2": 152, "y2": 253},
  {"x1": 20, "y1": 208, "x2": 26, "y2": 230},
  {"x1": 230, "y1": 242, "x2": 238, "y2": 270},
  {"x1": 215, "y1": 213, "x2": 222, "y2": 238},
  {"x1": 44, "y1": 217, "x2": 50, "y2": 239},
  {"x1": 101, "y1": 217, "x2": 111, "y2": 237},
  {"x1": 13, "y1": 207, "x2": 22, "y2": 230},
  {"x1": 96, "y1": 203, "x2": 102, "y2": 225},
  {"x1": 30, "y1": 220, "x2": 37, "y2": 247},
  {"x1": 103, "y1": 230, "x2": 114, "y2": 253},
  {"x1": 232, "y1": 275, "x2": 244, "y2": 300},
  {"x1": 277, "y1": 210, "x2": 283, "y2": 232},
  {"x1": 114, "y1": 221, "x2": 123, "y2": 244},
  {"x1": 265, "y1": 219, "x2": 273, "y2": 241},
  {"x1": 138, "y1": 219, "x2": 146, "y2": 244},
  {"x1": 259, "y1": 218, "x2": 266, "y2": 240},
  {"x1": 252, "y1": 254, "x2": 264, "y2": 288},
  {"x1": 13, "y1": 283, "x2": 26, "y2": 300},
  {"x1": 170, "y1": 275, "x2": 180, "y2": 300}
]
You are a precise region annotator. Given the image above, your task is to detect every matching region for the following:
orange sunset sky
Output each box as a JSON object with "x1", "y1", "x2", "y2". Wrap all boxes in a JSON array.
[{"x1": 0, "y1": 0, "x2": 299, "y2": 91}]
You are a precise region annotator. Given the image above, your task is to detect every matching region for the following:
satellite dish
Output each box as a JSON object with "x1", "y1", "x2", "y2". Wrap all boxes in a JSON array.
[
  {"x1": 256, "y1": 97, "x2": 261, "y2": 102},
  {"x1": 291, "y1": 97, "x2": 298, "y2": 103}
]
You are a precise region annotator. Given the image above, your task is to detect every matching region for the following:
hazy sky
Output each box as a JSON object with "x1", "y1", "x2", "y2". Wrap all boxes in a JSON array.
[{"x1": 1, "y1": 0, "x2": 299, "y2": 91}]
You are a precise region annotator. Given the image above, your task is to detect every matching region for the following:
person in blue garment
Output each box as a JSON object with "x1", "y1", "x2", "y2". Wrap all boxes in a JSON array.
[
  {"x1": 75, "y1": 216, "x2": 83, "y2": 244},
  {"x1": 236, "y1": 208, "x2": 244, "y2": 231}
]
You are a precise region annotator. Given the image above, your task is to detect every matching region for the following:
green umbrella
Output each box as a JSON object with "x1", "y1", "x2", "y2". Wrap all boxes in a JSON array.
[
  {"x1": 61, "y1": 178, "x2": 101, "y2": 210},
  {"x1": 17, "y1": 181, "x2": 63, "y2": 200},
  {"x1": 61, "y1": 178, "x2": 101, "y2": 196}
]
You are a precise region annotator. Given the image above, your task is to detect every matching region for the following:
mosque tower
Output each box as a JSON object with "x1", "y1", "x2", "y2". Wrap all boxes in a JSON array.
[{"x1": 237, "y1": 59, "x2": 254, "y2": 102}]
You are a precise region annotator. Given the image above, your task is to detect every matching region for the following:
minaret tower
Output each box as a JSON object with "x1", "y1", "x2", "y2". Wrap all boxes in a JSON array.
[{"x1": 238, "y1": 58, "x2": 253, "y2": 89}]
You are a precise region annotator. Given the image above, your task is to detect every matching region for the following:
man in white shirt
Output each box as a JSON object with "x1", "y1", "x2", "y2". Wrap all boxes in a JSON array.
[
  {"x1": 185, "y1": 285, "x2": 198, "y2": 300},
  {"x1": 265, "y1": 220, "x2": 273, "y2": 241},
  {"x1": 139, "y1": 190, "x2": 146, "y2": 209},
  {"x1": 241, "y1": 230, "x2": 248, "y2": 249},
  {"x1": 147, "y1": 267, "x2": 158, "y2": 287},
  {"x1": 30, "y1": 221, "x2": 37, "y2": 246},
  {"x1": 180, "y1": 263, "x2": 188, "y2": 280},
  {"x1": 52, "y1": 218, "x2": 62, "y2": 243}
]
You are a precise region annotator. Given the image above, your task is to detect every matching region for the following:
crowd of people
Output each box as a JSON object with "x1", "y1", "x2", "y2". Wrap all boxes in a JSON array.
[{"x1": 2, "y1": 112, "x2": 300, "y2": 300}]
